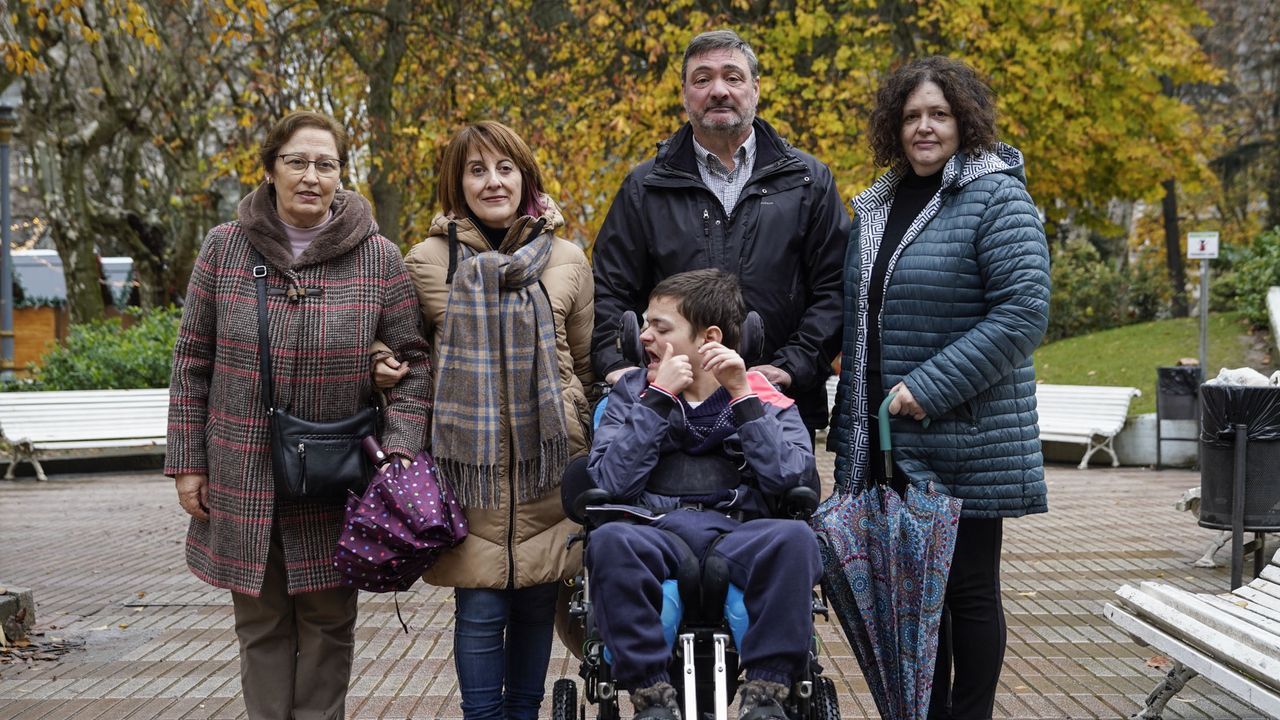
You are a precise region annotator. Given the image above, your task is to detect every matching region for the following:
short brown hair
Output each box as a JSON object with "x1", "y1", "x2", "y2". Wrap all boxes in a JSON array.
[
  {"x1": 259, "y1": 111, "x2": 349, "y2": 175},
  {"x1": 437, "y1": 121, "x2": 547, "y2": 219},
  {"x1": 868, "y1": 56, "x2": 997, "y2": 169},
  {"x1": 650, "y1": 269, "x2": 746, "y2": 349},
  {"x1": 681, "y1": 29, "x2": 760, "y2": 83}
]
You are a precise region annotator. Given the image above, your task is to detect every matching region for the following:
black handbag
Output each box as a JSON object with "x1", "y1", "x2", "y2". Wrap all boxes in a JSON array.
[{"x1": 252, "y1": 253, "x2": 378, "y2": 500}]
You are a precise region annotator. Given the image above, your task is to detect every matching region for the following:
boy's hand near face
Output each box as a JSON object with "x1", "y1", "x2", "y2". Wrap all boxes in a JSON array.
[
  {"x1": 699, "y1": 341, "x2": 750, "y2": 398},
  {"x1": 651, "y1": 342, "x2": 694, "y2": 395}
]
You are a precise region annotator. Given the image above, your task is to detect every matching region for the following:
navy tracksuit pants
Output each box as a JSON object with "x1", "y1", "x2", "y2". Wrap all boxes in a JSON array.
[{"x1": 586, "y1": 508, "x2": 822, "y2": 690}]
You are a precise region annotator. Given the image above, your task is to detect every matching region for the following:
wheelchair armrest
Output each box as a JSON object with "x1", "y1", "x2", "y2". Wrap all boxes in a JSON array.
[
  {"x1": 781, "y1": 486, "x2": 819, "y2": 521},
  {"x1": 561, "y1": 456, "x2": 608, "y2": 525},
  {"x1": 572, "y1": 488, "x2": 614, "y2": 526}
]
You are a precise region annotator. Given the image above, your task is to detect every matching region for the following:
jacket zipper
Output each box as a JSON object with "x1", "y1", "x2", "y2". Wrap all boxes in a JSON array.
[
  {"x1": 297, "y1": 443, "x2": 307, "y2": 495},
  {"x1": 506, "y1": 469, "x2": 517, "y2": 588},
  {"x1": 702, "y1": 208, "x2": 713, "y2": 259}
]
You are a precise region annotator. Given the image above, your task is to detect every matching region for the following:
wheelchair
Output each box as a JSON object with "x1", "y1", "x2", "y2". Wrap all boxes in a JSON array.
[{"x1": 550, "y1": 468, "x2": 842, "y2": 720}]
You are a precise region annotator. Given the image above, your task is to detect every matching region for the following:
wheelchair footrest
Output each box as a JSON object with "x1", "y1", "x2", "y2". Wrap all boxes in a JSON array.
[
  {"x1": 680, "y1": 633, "x2": 697, "y2": 720},
  {"x1": 713, "y1": 633, "x2": 729, "y2": 720}
]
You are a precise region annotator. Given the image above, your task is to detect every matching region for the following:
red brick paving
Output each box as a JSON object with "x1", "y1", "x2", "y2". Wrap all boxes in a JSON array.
[{"x1": 0, "y1": 454, "x2": 1270, "y2": 719}]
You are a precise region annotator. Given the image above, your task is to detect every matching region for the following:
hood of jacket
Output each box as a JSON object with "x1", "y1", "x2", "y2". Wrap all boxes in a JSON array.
[
  {"x1": 852, "y1": 142, "x2": 1027, "y2": 217},
  {"x1": 425, "y1": 195, "x2": 566, "y2": 253},
  {"x1": 237, "y1": 183, "x2": 379, "y2": 272}
]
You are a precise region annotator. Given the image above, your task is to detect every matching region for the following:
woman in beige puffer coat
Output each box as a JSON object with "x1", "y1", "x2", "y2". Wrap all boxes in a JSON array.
[{"x1": 375, "y1": 121, "x2": 592, "y2": 720}]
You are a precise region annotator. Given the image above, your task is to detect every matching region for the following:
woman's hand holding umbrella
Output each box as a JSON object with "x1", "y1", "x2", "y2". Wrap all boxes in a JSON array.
[{"x1": 887, "y1": 382, "x2": 927, "y2": 422}]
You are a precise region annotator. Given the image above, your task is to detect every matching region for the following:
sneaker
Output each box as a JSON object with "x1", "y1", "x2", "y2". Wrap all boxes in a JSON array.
[
  {"x1": 632, "y1": 680, "x2": 682, "y2": 720},
  {"x1": 737, "y1": 678, "x2": 789, "y2": 719}
]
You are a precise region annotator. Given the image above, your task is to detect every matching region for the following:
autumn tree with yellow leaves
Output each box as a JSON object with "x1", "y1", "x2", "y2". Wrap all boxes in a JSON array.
[{"x1": 1, "y1": 0, "x2": 1243, "y2": 327}]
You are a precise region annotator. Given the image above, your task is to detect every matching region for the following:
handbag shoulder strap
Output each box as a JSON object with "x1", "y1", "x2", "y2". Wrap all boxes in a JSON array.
[{"x1": 251, "y1": 250, "x2": 277, "y2": 413}]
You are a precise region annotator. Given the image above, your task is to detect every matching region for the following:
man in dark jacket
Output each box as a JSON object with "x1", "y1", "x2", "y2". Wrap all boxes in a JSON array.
[
  {"x1": 587, "y1": 270, "x2": 822, "y2": 720},
  {"x1": 592, "y1": 29, "x2": 850, "y2": 433}
]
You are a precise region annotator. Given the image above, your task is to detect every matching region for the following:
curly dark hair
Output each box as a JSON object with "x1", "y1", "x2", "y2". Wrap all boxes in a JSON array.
[{"x1": 868, "y1": 56, "x2": 997, "y2": 169}]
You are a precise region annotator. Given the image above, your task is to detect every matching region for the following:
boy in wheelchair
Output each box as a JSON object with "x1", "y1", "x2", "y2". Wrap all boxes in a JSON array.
[{"x1": 584, "y1": 269, "x2": 823, "y2": 720}]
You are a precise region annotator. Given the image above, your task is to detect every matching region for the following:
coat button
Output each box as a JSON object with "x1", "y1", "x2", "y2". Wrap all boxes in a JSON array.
[
  {"x1": 804, "y1": 176, "x2": 811, "y2": 182},
  {"x1": 761, "y1": 188, "x2": 768, "y2": 194}
]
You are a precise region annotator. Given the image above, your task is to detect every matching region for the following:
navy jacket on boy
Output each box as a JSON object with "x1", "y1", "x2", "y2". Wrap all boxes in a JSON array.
[
  {"x1": 584, "y1": 369, "x2": 822, "y2": 690},
  {"x1": 588, "y1": 369, "x2": 818, "y2": 512}
]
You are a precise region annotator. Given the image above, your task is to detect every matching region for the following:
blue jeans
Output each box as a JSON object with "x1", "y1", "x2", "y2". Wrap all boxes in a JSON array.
[{"x1": 453, "y1": 583, "x2": 559, "y2": 720}]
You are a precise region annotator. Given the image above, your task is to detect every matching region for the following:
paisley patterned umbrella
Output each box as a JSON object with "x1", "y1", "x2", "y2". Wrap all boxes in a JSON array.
[{"x1": 813, "y1": 393, "x2": 962, "y2": 720}]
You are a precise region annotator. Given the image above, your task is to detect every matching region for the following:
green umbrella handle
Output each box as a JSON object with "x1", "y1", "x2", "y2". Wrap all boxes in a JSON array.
[
  {"x1": 877, "y1": 393, "x2": 896, "y2": 453},
  {"x1": 877, "y1": 390, "x2": 931, "y2": 453}
]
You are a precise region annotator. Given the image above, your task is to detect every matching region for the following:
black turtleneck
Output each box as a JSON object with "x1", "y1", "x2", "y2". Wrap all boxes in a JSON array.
[
  {"x1": 866, "y1": 167, "x2": 943, "y2": 372},
  {"x1": 471, "y1": 216, "x2": 509, "y2": 250}
]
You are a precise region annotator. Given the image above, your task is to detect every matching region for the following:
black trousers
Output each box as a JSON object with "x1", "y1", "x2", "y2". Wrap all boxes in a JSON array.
[{"x1": 929, "y1": 517, "x2": 1006, "y2": 720}]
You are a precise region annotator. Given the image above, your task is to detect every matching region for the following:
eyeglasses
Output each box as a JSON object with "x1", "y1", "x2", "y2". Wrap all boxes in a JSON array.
[{"x1": 276, "y1": 154, "x2": 343, "y2": 177}]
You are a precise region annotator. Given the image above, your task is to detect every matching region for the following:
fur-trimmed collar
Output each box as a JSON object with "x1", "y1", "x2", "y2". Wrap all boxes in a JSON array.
[{"x1": 236, "y1": 183, "x2": 379, "y2": 272}]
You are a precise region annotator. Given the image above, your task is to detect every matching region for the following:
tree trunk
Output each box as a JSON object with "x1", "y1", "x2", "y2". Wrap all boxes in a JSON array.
[
  {"x1": 52, "y1": 229, "x2": 107, "y2": 324},
  {"x1": 325, "y1": 0, "x2": 411, "y2": 248},
  {"x1": 880, "y1": 0, "x2": 917, "y2": 60},
  {"x1": 124, "y1": 213, "x2": 169, "y2": 310},
  {"x1": 31, "y1": 137, "x2": 106, "y2": 324},
  {"x1": 1162, "y1": 178, "x2": 1189, "y2": 318},
  {"x1": 366, "y1": 109, "x2": 403, "y2": 248}
]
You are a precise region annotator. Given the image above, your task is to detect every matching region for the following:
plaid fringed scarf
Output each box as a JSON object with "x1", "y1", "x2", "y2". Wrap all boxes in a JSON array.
[{"x1": 432, "y1": 219, "x2": 569, "y2": 509}]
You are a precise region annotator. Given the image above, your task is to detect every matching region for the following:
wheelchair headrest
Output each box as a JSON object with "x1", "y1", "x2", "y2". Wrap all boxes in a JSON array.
[{"x1": 616, "y1": 309, "x2": 765, "y2": 367}]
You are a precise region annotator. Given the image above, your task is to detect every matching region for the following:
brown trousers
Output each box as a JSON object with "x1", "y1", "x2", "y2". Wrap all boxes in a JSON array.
[{"x1": 231, "y1": 527, "x2": 357, "y2": 720}]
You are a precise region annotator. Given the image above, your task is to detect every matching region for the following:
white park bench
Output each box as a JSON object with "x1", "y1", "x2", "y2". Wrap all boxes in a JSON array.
[
  {"x1": 1036, "y1": 383, "x2": 1141, "y2": 469},
  {"x1": 0, "y1": 388, "x2": 170, "y2": 481},
  {"x1": 1104, "y1": 549, "x2": 1280, "y2": 719}
]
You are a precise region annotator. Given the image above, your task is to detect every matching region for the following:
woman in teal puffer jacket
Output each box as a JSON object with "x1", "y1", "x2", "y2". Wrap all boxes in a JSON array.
[{"x1": 829, "y1": 56, "x2": 1050, "y2": 720}]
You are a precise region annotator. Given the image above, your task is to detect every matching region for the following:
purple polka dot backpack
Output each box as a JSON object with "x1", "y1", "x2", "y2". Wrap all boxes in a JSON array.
[{"x1": 333, "y1": 438, "x2": 469, "y2": 595}]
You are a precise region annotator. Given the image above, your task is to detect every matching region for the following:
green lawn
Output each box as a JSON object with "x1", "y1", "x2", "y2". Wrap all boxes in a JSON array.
[{"x1": 1034, "y1": 312, "x2": 1273, "y2": 415}]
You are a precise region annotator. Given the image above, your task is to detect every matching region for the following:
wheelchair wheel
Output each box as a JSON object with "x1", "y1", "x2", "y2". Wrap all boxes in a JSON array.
[
  {"x1": 552, "y1": 678, "x2": 578, "y2": 720},
  {"x1": 809, "y1": 676, "x2": 840, "y2": 720}
]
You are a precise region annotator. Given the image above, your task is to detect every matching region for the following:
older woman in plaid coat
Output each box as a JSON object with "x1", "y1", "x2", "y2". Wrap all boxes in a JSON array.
[{"x1": 165, "y1": 111, "x2": 431, "y2": 720}]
